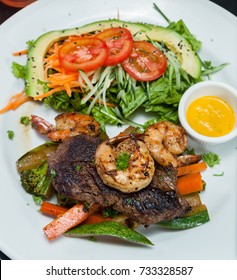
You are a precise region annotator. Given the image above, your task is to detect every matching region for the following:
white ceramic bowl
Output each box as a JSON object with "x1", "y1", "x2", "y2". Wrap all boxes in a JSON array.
[{"x1": 178, "y1": 81, "x2": 237, "y2": 145}]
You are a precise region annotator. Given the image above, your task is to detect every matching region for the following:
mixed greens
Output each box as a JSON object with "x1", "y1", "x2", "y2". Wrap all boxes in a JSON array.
[{"x1": 10, "y1": 4, "x2": 226, "y2": 130}]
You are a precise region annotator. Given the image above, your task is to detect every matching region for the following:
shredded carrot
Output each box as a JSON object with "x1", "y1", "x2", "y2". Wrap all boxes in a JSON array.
[
  {"x1": 64, "y1": 82, "x2": 72, "y2": 97},
  {"x1": 43, "y1": 203, "x2": 99, "y2": 240},
  {"x1": 40, "y1": 201, "x2": 68, "y2": 217},
  {"x1": 177, "y1": 161, "x2": 208, "y2": 177},
  {"x1": 38, "y1": 42, "x2": 82, "y2": 99},
  {"x1": 33, "y1": 84, "x2": 82, "y2": 101},
  {"x1": 177, "y1": 172, "x2": 204, "y2": 195},
  {"x1": 12, "y1": 49, "x2": 28, "y2": 56},
  {"x1": 0, "y1": 91, "x2": 32, "y2": 114},
  {"x1": 33, "y1": 87, "x2": 65, "y2": 100},
  {"x1": 47, "y1": 73, "x2": 80, "y2": 88}
]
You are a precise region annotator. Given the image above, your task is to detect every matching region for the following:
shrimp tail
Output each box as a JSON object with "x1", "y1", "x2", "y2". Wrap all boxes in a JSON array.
[
  {"x1": 31, "y1": 115, "x2": 55, "y2": 135},
  {"x1": 177, "y1": 154, "x2": 202, "y2": 167},
  {"x1": 107, "y1": 133, "x2": 144, "y2": 146}
]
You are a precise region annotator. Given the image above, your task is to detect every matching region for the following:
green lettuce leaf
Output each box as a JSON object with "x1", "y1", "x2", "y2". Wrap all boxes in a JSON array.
[
  {"x1": 167, "y1": 20, "x2": 202, "y2": 52},
  {"x1": 119, "y1": 86, "x2": 148, "y2": 118},
  {"x1": 11, "y1": 62, "x2": 26, "y2": 80}
]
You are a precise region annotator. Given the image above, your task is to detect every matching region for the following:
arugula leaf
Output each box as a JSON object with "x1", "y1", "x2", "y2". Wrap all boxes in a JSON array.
[
  {"x1": 202, "y1": 152, "x2": 221, "y2": 167},
  {"x1": 119, "y1": 86, "x2": 148, "y2": 117},
  {"x1": 201, "y1": 60, "x2": 229, "y2": 76},
  {"x1": 153, "y1": 3, "x2": 201, "y2": 52},
  {"x1": 91, "y1": 106, "x2": 122, "y2": 131},
  {"x1": 167, "y1": 20, "x2": 202, "y2": 52},
  {"x1": 44, "y1": 91, "x2": 85, "y2": 112},
  {"x1": 144, "y1": 77, "x2": 182, "y2": 106},
  {"x1": 144, "y1": 103, "x2": 179, "y2": 123},
  {"x1": 11, "y1": 62, "x2": 26, "y2": 79}
]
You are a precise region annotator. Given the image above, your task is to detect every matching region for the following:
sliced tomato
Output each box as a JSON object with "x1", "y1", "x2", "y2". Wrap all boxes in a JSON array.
[
  {"x1": 122, "y1": 41, "x2": 168, "y2": 81},
  {"x1": 58, "y1": 37, "x2": 108, "y2": 72},
  {"x1": 95, "y1": 27, "x2": 133, "y2": 66}
]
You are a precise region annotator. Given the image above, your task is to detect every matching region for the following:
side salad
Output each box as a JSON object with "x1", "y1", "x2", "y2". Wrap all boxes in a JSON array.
[{"x1": 0, "y1": 4, "x2": 226, "y2": 129}]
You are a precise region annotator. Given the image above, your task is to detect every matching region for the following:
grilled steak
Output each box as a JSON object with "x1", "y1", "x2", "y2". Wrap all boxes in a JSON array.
[{"x1": 48, "y1": 134, "x2": 190, "y2": 225}]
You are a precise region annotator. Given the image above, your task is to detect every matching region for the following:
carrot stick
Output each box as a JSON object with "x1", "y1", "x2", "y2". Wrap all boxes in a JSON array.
[
  {"x1": 43, "y1": 203, "x2": 99, "y2": 240},
  {"x1": 177, "y1": 172, "x2": 204, "y2": 195},
  {"x1": 177, "y1": 161, "x2": 207, "y2": 177},
  {"x1": 83, "y1": 213, "x2": 112, "y2": 225},
  {"x1": 40, "y1": 201, "x2": 68, "y2": 217},
  {"x1": 41, "y1": 202, "x2": 111, "y2": 225}
]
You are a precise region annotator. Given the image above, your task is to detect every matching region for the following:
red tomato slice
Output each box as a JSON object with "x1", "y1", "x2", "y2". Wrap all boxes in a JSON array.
[
  {"x1": 96, "y1": 27, "x2": 133, "y2": 66},
  {"x1": 122, "y1": 41, "x2": 168, "y2": 81},
  {"x1": 58, "y1": 37, "x2": 108, "y2": 72}
]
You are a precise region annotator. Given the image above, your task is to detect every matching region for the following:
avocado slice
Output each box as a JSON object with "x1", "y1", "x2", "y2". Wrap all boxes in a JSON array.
[{"x1": 25, "y1": 19, "x2": 202, "y2": 98}]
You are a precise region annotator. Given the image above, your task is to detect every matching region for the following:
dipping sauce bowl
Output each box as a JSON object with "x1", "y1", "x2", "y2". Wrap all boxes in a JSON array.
[{"x1": 178, "y1": 81, "x2": 237, "y2": 145}]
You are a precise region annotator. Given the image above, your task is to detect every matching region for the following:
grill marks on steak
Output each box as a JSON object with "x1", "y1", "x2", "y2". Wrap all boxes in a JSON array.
[{"x1": 48, "y1": 134, "x2": 190, "y2": 225}]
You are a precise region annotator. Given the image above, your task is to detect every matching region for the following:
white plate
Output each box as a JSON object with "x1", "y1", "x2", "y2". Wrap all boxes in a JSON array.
[{"x1": 0, "y1": 0, "x2": 237, "y2": 260}]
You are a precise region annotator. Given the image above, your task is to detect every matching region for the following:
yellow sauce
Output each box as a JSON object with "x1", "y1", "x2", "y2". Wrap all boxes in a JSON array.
[{"x1": 186, "y1": 96, "x2": 235, "y2": 137}]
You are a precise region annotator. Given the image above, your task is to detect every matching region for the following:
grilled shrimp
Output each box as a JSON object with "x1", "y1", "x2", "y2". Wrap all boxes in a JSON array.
[
  {"x1": 31, "y1": 112, "x2": 101, "y2": 141},
  {"x1": 144, "y1": 121, "x2": 189, "y2": 167},
  {"x1": 95, "y1": 134, "x2": 155, "y2": 193}
]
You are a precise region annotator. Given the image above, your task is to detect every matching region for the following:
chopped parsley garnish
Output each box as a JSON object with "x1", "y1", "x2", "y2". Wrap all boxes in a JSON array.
[
  {"x1": 20, "y1": 116, "x2": 31, "y2": 126},
  {"x1": 7, "y1": 130, "x2": 14, "y2": 140},
  {"x1": 116, "y1": 152, "x2": 130, "y2": 171},
  {"x1": 186, "y1": 148, "x2": 195, "y2": 155},
  {"x1": 102, "y1": 207, "x2": 120, "y2": 218},
  {"x1": 202, "y1": 152, "x2": 221, "y2": 167},
  {"x1": 75, "y1": 165, "x2": 82, "y2": 171}
]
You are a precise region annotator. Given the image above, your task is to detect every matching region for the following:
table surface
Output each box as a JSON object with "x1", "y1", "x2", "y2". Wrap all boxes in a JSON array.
[
  {"x1": 0, "y1": 0, "x2": 236, "y2": 260},
  {"x1": 0, "y1": 0, "x2": 236, "y2": 24}
]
